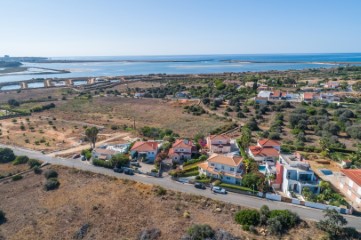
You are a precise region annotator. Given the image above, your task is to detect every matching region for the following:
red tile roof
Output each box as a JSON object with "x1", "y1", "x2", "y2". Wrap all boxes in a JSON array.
[
  {"x1": 258, "y1": 139, "x2": 280, "y2": 147},
  {"x1": 131, "y1": 141, "x2": 158, "y2": 152},
  {"x1": 249, "y1": 146, "x2": 279, "y2": 157},
  {"x1": 207, "y1": 154, "x2": 243, "y2": 167},
  {"x1": 341, "y1": 169, "x2": 361, "y2": 186},
  {"x1": 172, "y1": 139, "x2": 194, "y2": 149},
  {"x1": 272, "y1": 90, "x2": 281, "y2": 97},
  {"x1": 303, "y1": 92, "x2": 314, "y2": 100}
]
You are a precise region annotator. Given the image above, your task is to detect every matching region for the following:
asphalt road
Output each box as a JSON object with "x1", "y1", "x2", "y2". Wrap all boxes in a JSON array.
[{"x1": 1, "y1": 143, "x2": 361, "y2": 230}]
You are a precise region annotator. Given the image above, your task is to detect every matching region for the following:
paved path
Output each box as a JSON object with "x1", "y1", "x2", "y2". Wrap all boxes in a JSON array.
[{"x1": 1, "y1": 143, "x2": 360, "y2": 230}]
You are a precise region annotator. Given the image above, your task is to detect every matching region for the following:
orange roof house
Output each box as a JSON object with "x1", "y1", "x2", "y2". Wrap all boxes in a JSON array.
[{"x1": 198, "y1": 154, "x2": 244, "y2": 185}]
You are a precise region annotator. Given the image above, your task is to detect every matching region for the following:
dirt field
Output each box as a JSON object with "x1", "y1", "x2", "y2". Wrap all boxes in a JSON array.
[
  {"x1": 50, "y1": 97, "x2": 227, "y2": 138},
  {"x1": 0, "y1": 163, "x2": 28, "y2": 177},
  {"x1": 0, "y1": 166, "x2": 326, "y2": 240}
]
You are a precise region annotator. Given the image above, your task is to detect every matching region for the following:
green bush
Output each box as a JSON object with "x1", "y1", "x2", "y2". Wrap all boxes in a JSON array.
[
  {"x1": 33, "y1": 166, "x2": 42, "y2": 174},
  {"x1": 267, "y1": 209, "x2": 300, "y2": 234},
  {"x1": 187, "y1": 224, "x2": 215, "y2": 240},
  {"x1": 44, "y1": 178, "x2": 60, "y2": 191},
  {"x1": 0, "y1": 148, "x2": 16, "y2": 163},
  {"x1": 220, "y1": 183, "x2": 256, "y2": 193},
  {"x1": 93, "y1": 159, "x2": 113, "y2": 169},
  {"x1": 154, "y1": 186, "x2": 167, "y2": 196},
  {"x1": 12, "y1": 175, "x2": 23, "y2": 181},
  {"x1": 13, "y1": 155, "x2": 29, "y2": 165},
  {"x1": 44, "y1": 169, "x2": 58, "y2": 179},
  {"x1": 28, "y1": 159, "x2": 42, "y2": 168},
  {"x1": 235, "y1": 209, "x2": 260, "y2": 226},
  {"x1": 183, "y1": 155, "x2": 207, "y2": 166}
]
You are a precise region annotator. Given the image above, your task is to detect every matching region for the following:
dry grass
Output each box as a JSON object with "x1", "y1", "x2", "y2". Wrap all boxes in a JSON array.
[
  {"x1": 51, "y1": 97, "x2": 227, "y2": 138},
  {"x1": 0, "y1": 162, "x2": 28, "y2": 176},
  {"x1": 0, "y1": 166, "x2": 326, "y2": 240}
]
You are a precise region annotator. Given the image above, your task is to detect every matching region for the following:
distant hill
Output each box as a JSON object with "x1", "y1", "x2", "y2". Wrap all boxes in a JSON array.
[{"x1": 0, "y1": 61, "x2": 22, "y2": 68}]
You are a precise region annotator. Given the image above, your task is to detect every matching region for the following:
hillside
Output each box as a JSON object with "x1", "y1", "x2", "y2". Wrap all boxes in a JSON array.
[{"x1": 0, "y1": 166, "x2": 326, "y2": 240}]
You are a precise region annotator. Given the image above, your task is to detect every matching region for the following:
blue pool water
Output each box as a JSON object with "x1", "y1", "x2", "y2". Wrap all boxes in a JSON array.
[
  {"x1": 259, "y1": 165, "x2": 266, "y2": 171},
  {"x1": 320, "y1": 169, "x2": 333, "y2": 175}
]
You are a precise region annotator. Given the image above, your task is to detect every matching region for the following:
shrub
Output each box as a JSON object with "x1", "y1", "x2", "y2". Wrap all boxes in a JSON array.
[
  {"x1": 92, "y1": 159, "x2": 113, "y2": 169},
  {"x1": 12, "y1": 175, "x2": 23, "y2": 181},
  {"x1": 269, "y1": 209, "x2": 299, "y2": 228},
  {"x1": 154, "y1": 186, "x2": 167, "y2": 196},
  {"x1": 0, "y1": 148, "x2": 16, "y2": 163},
  {"x1": 213, "y1": 180, "x2": 221, "y2": 186},
  {"x1": 235, "y1": 209, "x2": 260, "y2": 226},
  {"x1": 0, "y1": 210, "x2": 6, "y2": 225},
  {"x1": 44, "y1": 178, "x2": 60, "y2": 191},
  {"x1": 44, "y1": 169, "x2": 58, "y2": 179},
  {"x1": 13, "y1": 155, "x2": 29, "y2": 165},
  {"x1": 186, "y1": 224, "x2": 215, "y2": 240},
  {"x1": 28, "y1": 159, "x2": 42, "y2": 168},
  {"x1": 33, "y1": 166, "x2": 42, "y2": 174}
]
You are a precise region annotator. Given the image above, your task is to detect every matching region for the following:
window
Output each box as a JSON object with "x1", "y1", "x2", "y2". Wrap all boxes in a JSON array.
[
  {"x1": 211, "y1": 163, "x2": 215, "y2": 166},
  {"x1": 230, "y1": 168, "x2": 234, "y2": 171},
  {"x1": 221, "y1": 166, "x2": 224, "y2": 170},
  {"x1": 226, "y1": 177, "x2": 230, "y2": 180}
]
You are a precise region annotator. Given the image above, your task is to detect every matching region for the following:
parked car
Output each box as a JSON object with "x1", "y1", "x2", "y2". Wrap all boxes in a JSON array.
[
  {"x1": 123, "y1": 168, "x2": 134, "y2": 175},
  {"x1": 212, "y1": 186, "x2": 227, "y2": 194},
  {"x1": 113, "y1": 167, "x2": 124, "y2": 173},
  {"x1": 194, "y1": 182, "x2": 206, "y2": 190},
  {"x1": 72, "y1": 154, "x2": 80, "y2": 159}
]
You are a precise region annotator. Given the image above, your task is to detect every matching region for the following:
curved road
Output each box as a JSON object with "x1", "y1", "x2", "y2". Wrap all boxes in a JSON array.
[{"x1": 1, "y1": 143, "x2": 360, "y2": 230}]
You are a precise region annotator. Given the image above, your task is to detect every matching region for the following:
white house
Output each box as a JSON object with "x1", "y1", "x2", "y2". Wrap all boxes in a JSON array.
[
  {"x1": 92, "y1": 148, "x2": 117, "y2": 160},
  {"x1": 339, "y1": 169, "x2": 361, "y2": 208},
  {"x1": 130, "y1": 141, "x2": 159, "y2": 162},
  {"x1": 279, "y1": 154, "x2": 320, "y2": 197},
  {"x1": 206, "y1": 135, "x2": 231, "y2": 154},
  {"x1": 198, "y1": 154, "x2": 243, "y2": 185},
  {"x1": 168, "y1": 139, "x2": 197, "y2": 162}
]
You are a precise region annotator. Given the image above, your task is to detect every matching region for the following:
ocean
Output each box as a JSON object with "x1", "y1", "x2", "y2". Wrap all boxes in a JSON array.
[{"x1": 1, "y1": 53, "x2": 361, "y2": 83}]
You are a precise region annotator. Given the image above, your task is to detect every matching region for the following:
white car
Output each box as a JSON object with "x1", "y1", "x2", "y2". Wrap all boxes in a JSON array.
[{"x1": 212, "y1": 186, "x2": 227, "y2": 194}]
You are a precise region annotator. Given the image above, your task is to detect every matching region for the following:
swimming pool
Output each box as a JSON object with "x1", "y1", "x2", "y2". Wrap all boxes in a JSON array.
[
  {"x1": 259, "y1": 165, "x2": 266, "y2": 171},
  {"x1": 320, "y1": 169, "x2": 333, "y2": 175}
]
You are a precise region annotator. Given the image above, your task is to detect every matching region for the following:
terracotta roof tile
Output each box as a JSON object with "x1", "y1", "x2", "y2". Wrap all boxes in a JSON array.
[
  {"x1": 131, "y1": 141, "x2": 158, "y2": 152},
  {"x1": 341, "y1": 169, "x2": 361, "y2": 186},
  {"x1": 249, "y1": 146, "x2": 279, "y2": 157},
  {"x1": 207, "y1": 154, "x2": 243, "y2": 167},
  {"x1": 258, "y1": 139, "x2": 280, "y2": 147}
]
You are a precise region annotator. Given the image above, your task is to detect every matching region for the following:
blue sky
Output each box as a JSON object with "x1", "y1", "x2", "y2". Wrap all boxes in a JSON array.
[{"x1": 1, "y1": 0, "x2": 361, "y2": 56}]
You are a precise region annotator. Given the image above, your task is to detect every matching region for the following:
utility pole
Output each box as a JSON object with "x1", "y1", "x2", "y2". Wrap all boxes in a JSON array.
[{"x1": 133, "y1": 117, "x2": 136, "y2": 130}]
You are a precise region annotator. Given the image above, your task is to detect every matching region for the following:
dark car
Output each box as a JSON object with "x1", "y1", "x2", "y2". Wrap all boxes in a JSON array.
[
  {"x1": 113, "y1": 167, "x2": 124, "y2": 173},
  {"x1": 194, "y1": 182, "x2": 206, "y2": 190},
  {"x1": 123, "y1": 168, "x2": 135, "y2": 175},
  {"x1": 72, "y1": 154, "x2": 80, "y2": 159}
]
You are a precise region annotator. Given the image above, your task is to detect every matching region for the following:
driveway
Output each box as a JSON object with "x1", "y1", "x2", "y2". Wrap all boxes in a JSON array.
[{"x1": 1, "y1": 143, "x2": 361, "y2": 230}]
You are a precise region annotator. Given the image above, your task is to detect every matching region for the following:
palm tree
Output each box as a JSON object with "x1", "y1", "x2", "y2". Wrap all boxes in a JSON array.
[{"x1": 85, "y1": 127, "x2": 99, "y2": 149}]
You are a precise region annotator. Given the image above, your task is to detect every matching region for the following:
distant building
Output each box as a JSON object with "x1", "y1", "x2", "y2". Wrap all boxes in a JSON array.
[
  {"x1": 301, "y1": 92, "x2": 316, "y2": 102},
  {"x1": 198, "y1": 154, "x2": 244, "y2": 185},
  {"x1": 257, "y1": 90, "x2": 272, "y2": 99}
]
